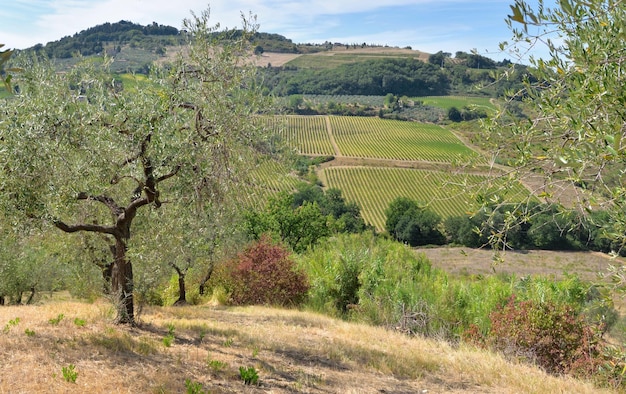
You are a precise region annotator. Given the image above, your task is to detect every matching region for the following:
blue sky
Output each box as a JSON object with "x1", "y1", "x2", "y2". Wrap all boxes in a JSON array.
[{"x1": 1, "y1": 0, "x2": 546, "y2": 60}]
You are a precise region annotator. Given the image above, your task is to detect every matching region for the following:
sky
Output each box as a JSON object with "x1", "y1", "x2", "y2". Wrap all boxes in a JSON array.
[{"x1": 1, "y1": 0, "x2": 546, "y2": 60}]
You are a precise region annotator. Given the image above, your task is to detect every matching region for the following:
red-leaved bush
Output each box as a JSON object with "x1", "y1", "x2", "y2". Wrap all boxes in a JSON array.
[
  {"x1": 225, "y1": 236, "x2": 309, "y2": 306},
  {"x1": 466, "y1": 295, "x2": 605, "y2": 376}
]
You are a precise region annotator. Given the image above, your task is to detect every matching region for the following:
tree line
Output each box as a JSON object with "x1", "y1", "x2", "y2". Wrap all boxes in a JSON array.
[
  {"x1": 261, "y1": 54, "x2": 530, "y2": 99},
  {"x1": 385, "y1": 196, "x2": 621, "y2": 255}
]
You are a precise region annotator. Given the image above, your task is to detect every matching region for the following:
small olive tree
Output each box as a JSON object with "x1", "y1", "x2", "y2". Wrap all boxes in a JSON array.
[{"x1": 0, "y1": 9, "x2": 274, "y2": 324}]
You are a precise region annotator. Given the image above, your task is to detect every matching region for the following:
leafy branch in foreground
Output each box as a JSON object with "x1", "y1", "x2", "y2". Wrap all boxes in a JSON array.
[
  {"x1": 0, "y1": 43, "x2": 21, "y2": 92},
  {"x1": 482, "y1": 0, "x2": 626, "y2": 255}
]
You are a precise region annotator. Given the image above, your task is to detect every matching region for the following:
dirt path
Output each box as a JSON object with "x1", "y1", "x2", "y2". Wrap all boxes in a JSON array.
[{"x1": 317, "y1": 156, "x2": 502, "y2": 177}]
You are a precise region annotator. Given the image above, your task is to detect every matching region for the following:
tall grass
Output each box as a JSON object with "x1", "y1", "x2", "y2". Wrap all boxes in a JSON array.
[{"x1": 297, "y1": 232, "x2": 610, "y2": 340}]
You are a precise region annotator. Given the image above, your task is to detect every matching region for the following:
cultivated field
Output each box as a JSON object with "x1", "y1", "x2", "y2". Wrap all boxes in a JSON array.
[
  {"x1": 419, "y1": 95, "x2": 496, "y2": 111},
  {"x1": 321, "y1": 166, "x2": 527, "y2": 231},
  {"x1": 329, "y1": 116, "x2": 482, "y2": 162},
  {"x1": 247, "y1": 159, "x2": 302, "y2": 206},
  {"x1": 284, "y1": 46, "x2": 429, "y2": 69},
  {"x1": 261, "y1": 114, "x2": 522, "y2": 230},
  {"x1": 268, "y1": 115, "x2": 483, "y2": 163},
  {"x1": 264, "y1": 116, "x2": 336, "y2": 156}
]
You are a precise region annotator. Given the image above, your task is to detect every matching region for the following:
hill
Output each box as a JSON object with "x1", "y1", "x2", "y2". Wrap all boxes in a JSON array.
[
  {"x1": 20, "y1": 21, "x2": 525, "y2": 98},
  {"x1": 0, "y1": 297, "x2": 609, "y2": 393}
]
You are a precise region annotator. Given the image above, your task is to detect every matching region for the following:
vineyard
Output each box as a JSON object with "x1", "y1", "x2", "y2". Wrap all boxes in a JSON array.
[
  {"x1": 264, "y1": 115, "x2": 483, "y2": 163},
  {"x1": 328, "y1": 116, "x2": 482, "y2": 163},
  {"x1": 246, "y1": 159, "x2": 301, "y2": 207},
  {"x1": 302, "y1": 95, "x2": 386, "y2": 107},
  {"x1": 264, "y1": 116, "x2": 336, "y2": 156},
  {"x1": 321, "y1": 166, "x2": 528, "y2": 231},
  {"x1": 254, "y1": 114, "x2": 529, "y2": 231},
  {"x1": 297, "y1": 95, "x2": 496, "y2": 112},
  {"x1": 419, "y1": 96, "x2": 496, "y2": 111}
]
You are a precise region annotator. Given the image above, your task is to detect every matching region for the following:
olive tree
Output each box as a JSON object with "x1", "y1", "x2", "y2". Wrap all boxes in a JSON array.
[
  {"x1": 0, "y1": 9, "x2": 274, "y2": 324},
  {"x1": 483, "y1": 1, "x2": 625, "y2": 255}
]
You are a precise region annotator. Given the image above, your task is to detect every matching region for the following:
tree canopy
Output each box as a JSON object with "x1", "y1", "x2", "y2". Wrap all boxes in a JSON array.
[
  {"x1": 0, "y1": 9, "x2": 274, "y2": 323},
  {"x1": 385, "y1": 197, "x2": 445, "y2": 246},
  {"x1": 263, "y1": 57, "x2": 450, "y2": 96}
]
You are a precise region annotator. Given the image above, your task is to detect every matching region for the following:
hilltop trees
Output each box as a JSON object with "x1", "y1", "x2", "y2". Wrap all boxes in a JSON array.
[
  {"x1": 0, "y1": 9, "x2": 273, "y2": 323},
  {"x1": 34, "y1": 20, "x2": 181, "y2": 58},
  {"x1": 263, "y1": 57, "x2": 450, "y2": 96}
]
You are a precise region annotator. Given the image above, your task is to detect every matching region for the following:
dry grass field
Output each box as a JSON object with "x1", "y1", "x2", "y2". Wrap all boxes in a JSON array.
[
  {"x1": 420, "y1": 247, "x2": 620, "y2": 282},
  {"x1": 0, "y1": 295, "x2": 613, "y2": 394}
]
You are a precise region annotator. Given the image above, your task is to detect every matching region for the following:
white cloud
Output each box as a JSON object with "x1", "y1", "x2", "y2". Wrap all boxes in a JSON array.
[{"x1": 1, "y1": 0, "x2": 511, "y2": 54}]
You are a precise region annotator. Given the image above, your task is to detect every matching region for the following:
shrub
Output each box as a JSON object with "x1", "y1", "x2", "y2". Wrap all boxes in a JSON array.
[
  {"x1": 62, "y1": 364, "x2": 78, "y2": 383},
  {"x1": 474, "y1": 295, "x2": 604, "y2": 375},
  {"x1": 227, "y1": 237, "x2": 309, "y2": 306}
]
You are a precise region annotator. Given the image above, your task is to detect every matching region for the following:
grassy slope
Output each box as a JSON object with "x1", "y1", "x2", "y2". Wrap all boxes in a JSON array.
[
  {"x1": 284, "y1": 46, "x2": 429, "y2": 69},
  {"x1": 419, "y1": 95, "x2": 496, "y2": 111},
  {"x1": 0, "y1": 297, "x2": 611, "y2": 394}
]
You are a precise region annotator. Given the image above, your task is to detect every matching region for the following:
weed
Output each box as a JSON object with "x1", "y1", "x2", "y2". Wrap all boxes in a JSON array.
[
  {"x1": 162, "y1": 335, "x2": 174, "y2": 347},
  {"x1": 207, "y1": 359, "x2": 228, "y2": 372},
  {"x1": 3, "y1": 317, "x2": 20, "y2": 333},
  {"x1": 62, "y1": 364, "x2": 78, "y2": 383},
  {"x1": 73, "y1": 318, "x2": 86, "y2": 327},
  {"x1": 163, "y1": 322, "x2": 175, "y2": 347},
  {"x1": 24, "y1": 328, "x2": 35, "y2": 337},
  {"x1": 293, "y1": 369, "x2": 324, "y2": 390},
  {"x1": 184, "y1": 378, "x2": 208, "y2": 394},
  {"x1": 49, "y1": 314, "x2": 64, "y2": 325},
  {"x1": 239, "y1": 366, "x2": 259, "y2": 385},
  {"x1": 252, "y1": 346, "x2": 260, "y2": 358},
  {"x1": 223, "y1": 337, "x2": 234, "y2": 347}
]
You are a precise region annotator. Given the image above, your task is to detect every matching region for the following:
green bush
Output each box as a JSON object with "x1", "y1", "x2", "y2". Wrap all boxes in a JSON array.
[
  {"x1": 62, "y1": 364, "x2": 78, "y2": 383},
  {"x1": 239, "y1": 366, "x2": 259, "y2": 385},
  {"x1": 300, "y1": 232, "x2": 624, "y2": 387},
  {"x1": 385, "y1": 197, "x2": 444, "y2": 246},
  {"x1": 300, "y1": 233, "x2": 614, "y2": 340}
]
